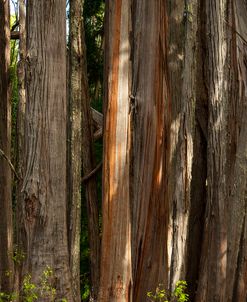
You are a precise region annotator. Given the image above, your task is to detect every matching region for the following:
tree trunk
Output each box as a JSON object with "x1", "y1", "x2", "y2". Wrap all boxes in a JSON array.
[
  {"x1": 131, "y1": 1, "x2": 170, "y2": 300},
  {"x1": 165, "y1": 0, "x2": 206, "y2": 294},
  {"x1": 0, "y1": 0, "x2": 14, "y2": 293},
  {"x1": 68, "y1": 0, "x2": 101, "y2": 300},
  {"x1": 226, "y1": 3, "x2": 247, "y2": 301},
  {"x1": 20, "y1": 1, "x2": 73, "y2": 300},
  {"x1": 99, "y1": 1, "x2": 132, "y2": 301},
  {"x1": 17, "y1": 0, "x2": 26, "y2": 183},
  {"x1": 15, "y1": 0, "x2": 26, "y2": 293},
  {"x1": 99, "y1": 1, "x2": 170, "y2": 301},
  {"x1": 68, "y1": 1, "x2": 83, "y2": 300},
  {"x1": 195, "y1": 1, "x2": 247, "y2": 301}
]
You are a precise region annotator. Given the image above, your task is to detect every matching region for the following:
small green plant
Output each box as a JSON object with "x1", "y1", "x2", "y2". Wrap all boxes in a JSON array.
[
  {"x1": 0, "y1": 266, "x2": 68, "y2": 302},
  {"x1": 0, "y1": 291, "x2": 18, "y2": 302},
  {"x1": 39, "y1": 266, "x2": 56, "y2": 301},
  {"x1": 12, "y1": 247, "x2": 25, "y2": 265},
  {"x1": 173, "y1": 281, "x2": 189, "y2": 302},
  {"x1": 147, "y1": 281, "x2": 189, "y2": 302},
  {"x1": 22, "y1": 274, "x2": 38, "y2": 302}
]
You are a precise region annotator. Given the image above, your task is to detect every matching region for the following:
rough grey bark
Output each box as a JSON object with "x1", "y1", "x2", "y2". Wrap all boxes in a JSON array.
[
  {"x1": 162, "y1": 2, "x2": 207, "y2": 296},
  {"x1": 0, "y1": 0, "x2": 14, "y2": 293},
  {"x1": 195, "y1": 1, "x2": 247, "y2": 301},
  {"x1": 225, "y1": 3, "x2": 247, "y2": 301},
  {"x1": 195, "y1": 1, "x2": 229, "y2": 301},
  {"x1": 20, "y1": 1, "x2": 73, "y2": 300},
  {"x1": 68, "y1": 1, "x2": 83, "y2": 300}
]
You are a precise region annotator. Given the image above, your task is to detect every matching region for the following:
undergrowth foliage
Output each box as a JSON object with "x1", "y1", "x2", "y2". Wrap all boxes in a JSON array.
[
  {"x1": 147, "y1": 281, "x2": 189, "y2": 302},
  {"x1": 0, "y1": 267, "x2": 67, "y2": 302}
]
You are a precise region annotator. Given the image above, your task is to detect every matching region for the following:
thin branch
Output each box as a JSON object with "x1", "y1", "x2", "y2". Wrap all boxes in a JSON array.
[
  {"x1": 11, "y1": 31, "x2": 20, "y2": 40},
  {"x1": 82, "y1": 161, "x2": 102, "y2": 183},
  {"x1": 93, "y1": 128, "x2": 103, "y2": 141},
  {"x1": 11, "y1": 20, "x2": 19, "y2": 31},
  {"x1": 0, "y1": 149, "x2": 19, "y2": 179},
  {"x1": 91, "y1": 107, "x2": 103, "y2": 128}
]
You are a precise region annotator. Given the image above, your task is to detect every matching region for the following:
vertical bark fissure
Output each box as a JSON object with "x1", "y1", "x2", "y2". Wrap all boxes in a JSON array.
[{"x1": 185, "y1": 0, "x2": 208, "y2": 299}]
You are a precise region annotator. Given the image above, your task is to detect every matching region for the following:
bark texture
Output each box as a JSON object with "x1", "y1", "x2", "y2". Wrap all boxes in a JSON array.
[
  {"x1": 15, "y1": 0, "x2": 27, "y2": 295},
  {"x1": 99, "y1": 1, "x2": 132, "y2": 301},
  {"x1": 195, "y1": 1, "x2": 247, "y2": 301},
  {"x1": 68, "y1": 1, "x2": 83, "y2": 300},
  {"x1": 225, "y1": 3, "x2": 247, "y2": 300},
  {"x1": 99, "y1": 1, "x2": 170, "y2": 301},
  {"x1": 0, "y1": 0, "x2": 13, "y2": 293},
  {"x1": 17, "y1": 0, "x2": 26, "y2": 180},
  {"x1": 21, "y1": 1, "x2": 73, "y2": 300},
  {"x1": 131, "y1": 1, "x2": 170, "y2": 300},
  {"x1": 166, "y1": 0, "x2": 199, "y2": 291}
]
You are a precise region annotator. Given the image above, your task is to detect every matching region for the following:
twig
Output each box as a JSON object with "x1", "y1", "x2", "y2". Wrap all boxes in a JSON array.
[
  {"x1": 0, "y1": 148, "x2": 19, "y2": 179},
  {"x1": 11, "y1": 31, "x2": 20, "y2": 40},
  {"x1": 11, "y1": 20, "x2": 19, "y2": 32},
  {"x1": 82, "y1": 161, "x2": 102, "y2": 183}
]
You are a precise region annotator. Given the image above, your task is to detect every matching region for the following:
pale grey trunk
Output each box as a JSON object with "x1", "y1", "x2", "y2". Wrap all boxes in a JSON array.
[
  {"x1": 0, "y1": 0, "x2": 14, "y2": 293},
  {"x1": 21, "y1": 1, "x2": 73, "y2": 300}
]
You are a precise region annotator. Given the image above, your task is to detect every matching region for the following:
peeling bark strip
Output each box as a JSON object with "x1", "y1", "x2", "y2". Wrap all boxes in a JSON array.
[
  {"x1": 0, "y1": 0, "x2": 14, "y2": 293},
  {"x1": 99, "y1": 0, "x2": 132, "y2": 301},
  {"x1": 21, "y1": 1, "x2": 73, "y2": 300}
]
